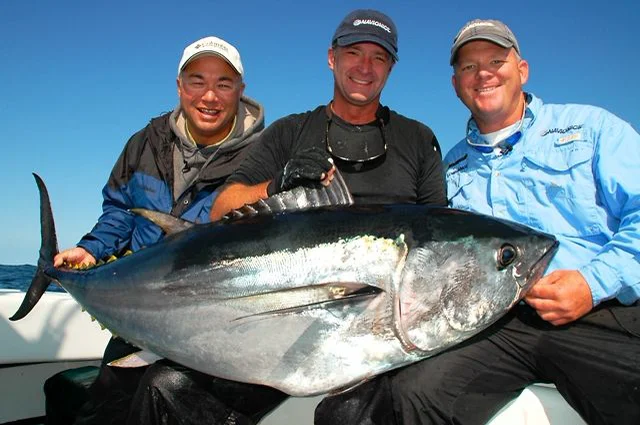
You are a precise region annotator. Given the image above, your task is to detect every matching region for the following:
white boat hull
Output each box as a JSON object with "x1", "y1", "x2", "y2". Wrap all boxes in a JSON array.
[{"x1": 0, "y1": 290, "x2": 586, "y2": 425}]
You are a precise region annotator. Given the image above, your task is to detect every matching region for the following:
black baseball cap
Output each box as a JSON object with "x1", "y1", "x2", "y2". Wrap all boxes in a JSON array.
[{"x1": 332, "y1": 9, "x2": 399, "y2": 61}]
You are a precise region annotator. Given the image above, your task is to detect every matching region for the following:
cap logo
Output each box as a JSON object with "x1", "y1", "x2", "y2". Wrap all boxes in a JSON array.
[
  {"x1": 195, "y1": 40, "x2": 229, "y2": 53},
  {"x1": 352, "y1": 18, "x2": 391, "y2": 33},
  {"x1": 459, "y1": 21, "x2": 496, "y2": 37}
]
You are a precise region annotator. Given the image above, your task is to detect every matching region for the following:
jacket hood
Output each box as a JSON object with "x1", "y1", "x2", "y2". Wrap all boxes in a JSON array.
[{"x1": 231, "y1": 95, "x2": 265, "y2": 150}]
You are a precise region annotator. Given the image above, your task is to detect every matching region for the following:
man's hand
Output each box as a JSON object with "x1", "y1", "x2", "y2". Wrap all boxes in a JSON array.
[
  {"x1": 54, "y1": 247, "x2": 97, "y2": 268},
  {"x1": 267, "y1": 147, "x2": 335, "y2": 196},
  {"x1": 524, "y1": 269, "x2": 594, "y2": 326}
]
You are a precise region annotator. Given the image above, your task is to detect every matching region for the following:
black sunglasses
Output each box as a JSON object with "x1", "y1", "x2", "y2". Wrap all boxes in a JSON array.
[{"x1": 325, "y1": 112, "x2": 388, "y2": 163}]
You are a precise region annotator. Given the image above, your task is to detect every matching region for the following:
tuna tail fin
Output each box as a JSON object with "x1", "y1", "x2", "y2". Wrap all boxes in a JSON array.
[
  {"x1": 224, "y1": 168, "x2": 354, "y2": 220},
  {"x1": 9, "y1": 173, "x2": 58, "y2": 321}
]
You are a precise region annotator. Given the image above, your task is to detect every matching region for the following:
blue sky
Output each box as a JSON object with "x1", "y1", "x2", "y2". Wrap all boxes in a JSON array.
[{"x1": 2, "y1": 0, "x2": 638, "y2": 265}]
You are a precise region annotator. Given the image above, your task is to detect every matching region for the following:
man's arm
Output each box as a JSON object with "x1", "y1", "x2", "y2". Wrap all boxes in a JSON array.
[
  {"x1": 209, "y1": 114, "x2": 297, "y2": 222},
  {"x1": 210, "y1": 148, "x2": 335, "y2": 221},
  {"x1": 416, "y1": 126, "x2": 447, "y2": 206},
  {"x1": 54, "y1": 185, "x2": 135, "y2": 267},
  {"x1": 527, "y1": 115, "x2": 640, "y2": 324},
  {"x1": 55, "y1": 131, "x2": 145, "y2": 267},
  {"x1": 75, "y1": 184, "x2": 136, "y2": 259},
  {"x1": 575, "y1": 118, "x2": 640, "y2": 305},
  {"x1": 525, "y1": 270, "x2": 593, "y2": 325},
  {"x1": 209, "y1": 181, "x2": 270, "y2": 222},
  {"x1": 54, "y1": 247, "x2": 97, "y2": 268}
]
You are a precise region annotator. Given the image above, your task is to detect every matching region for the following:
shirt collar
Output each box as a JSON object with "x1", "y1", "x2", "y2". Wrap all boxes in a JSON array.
[{"x1": 467, "y1": 92, "x2": 536, "y2": 145}]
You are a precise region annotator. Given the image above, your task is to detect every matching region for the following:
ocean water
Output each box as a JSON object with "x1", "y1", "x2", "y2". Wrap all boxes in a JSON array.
[{"x1": 0, "y1": 264, "x2": 65, "y2": 292}]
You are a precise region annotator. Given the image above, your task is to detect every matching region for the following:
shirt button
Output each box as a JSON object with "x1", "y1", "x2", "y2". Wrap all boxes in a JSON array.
[{"x1": 183, "y1": 199, "x2": 189, "y2": 205}]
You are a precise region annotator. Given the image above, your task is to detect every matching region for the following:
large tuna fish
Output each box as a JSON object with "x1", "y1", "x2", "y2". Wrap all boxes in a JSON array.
[{"x1": 11, "y1": 173, "x2": 557, "y2": 396}]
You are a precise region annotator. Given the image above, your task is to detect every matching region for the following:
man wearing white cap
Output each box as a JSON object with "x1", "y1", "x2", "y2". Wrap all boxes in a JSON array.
[
  {"x1": 49, "y1": 36, "x2": 269, "y2": 425},
  {"x1": 55, "y1": 35, "x2": 262, "y2": 268}
]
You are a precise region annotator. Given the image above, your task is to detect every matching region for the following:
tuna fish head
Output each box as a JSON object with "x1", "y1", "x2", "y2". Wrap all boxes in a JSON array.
[{"x1": 394, "y1": 209, "x2": 558, "y2": 354}]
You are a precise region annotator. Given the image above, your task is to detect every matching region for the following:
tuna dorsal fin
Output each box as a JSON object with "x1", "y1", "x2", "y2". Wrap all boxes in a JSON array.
[
  {"x1": 130, "y1": 209, "x2": 194, "y2": 235},
  {"x1": 224, "y1": 168, "x2": 354, "y2": 220}
]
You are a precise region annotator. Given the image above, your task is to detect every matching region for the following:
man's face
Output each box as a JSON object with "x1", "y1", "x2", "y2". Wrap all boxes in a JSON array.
[
  {"x1": 452, "y1": 41, "x2": 528, "y2": 132},
  {"x1": 177, "y1": 55, "x2": 245, "y2": 145},
  {"x1": 328, "y1": 42, "x2": 393, "y2": 107}
]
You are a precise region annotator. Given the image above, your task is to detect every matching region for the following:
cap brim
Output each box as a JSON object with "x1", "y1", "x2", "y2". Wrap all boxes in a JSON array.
[
  {"x1": 180, "y1": 51, "x2": 242, "y2": 76},
  {"x1": 450, "y1": 35, "x2": 514, "y2": 65},
  {"x1": 335, "y1": 34, "x2": 399, "y2": 61}
]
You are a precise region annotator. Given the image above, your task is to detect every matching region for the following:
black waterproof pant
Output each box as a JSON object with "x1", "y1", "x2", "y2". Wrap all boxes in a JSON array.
[
  {"x1": 73, "y1": 337, "x2": 288, "y2": 425},
  {"x1": 73, "y1": 337, "x2": 146, "y2": 425},
  {"x1": 126, "y1": 361, "x2": 288, "y2": 425},
  {"x1": 315, "y1": 302, "x2": 640, "y2": 425}
]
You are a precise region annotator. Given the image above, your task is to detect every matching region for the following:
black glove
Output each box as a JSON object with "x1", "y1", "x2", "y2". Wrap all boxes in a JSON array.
[{"x1": 267, "y1": 147, "x2": 333, "y2": 196}]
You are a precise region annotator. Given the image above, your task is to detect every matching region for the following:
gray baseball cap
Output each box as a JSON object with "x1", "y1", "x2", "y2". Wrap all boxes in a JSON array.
[
  {"x1": 332, "y1": 9, "x2": 399, "y2": 61},
  {"x1": 450, "y1": 19, "x2": 520, "y2": 65}
]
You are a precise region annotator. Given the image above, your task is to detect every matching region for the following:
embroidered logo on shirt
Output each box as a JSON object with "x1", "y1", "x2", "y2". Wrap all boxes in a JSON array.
[{"x1": 540, "y1": 125, "x2": 582, "y2": 137}]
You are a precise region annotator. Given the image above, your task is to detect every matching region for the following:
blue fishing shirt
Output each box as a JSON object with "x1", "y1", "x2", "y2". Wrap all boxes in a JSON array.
[{"x1": 444, "y1": 93, "x2": 640, "y2": 306}]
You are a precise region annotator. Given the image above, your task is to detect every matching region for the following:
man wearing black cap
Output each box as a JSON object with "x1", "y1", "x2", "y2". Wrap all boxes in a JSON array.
[
  {"x1": 209, "y1": 9, "x2": 445, "y2": 220},
  {"x1": 207, "y1": 11, "x2": 445, "y2": 423}
]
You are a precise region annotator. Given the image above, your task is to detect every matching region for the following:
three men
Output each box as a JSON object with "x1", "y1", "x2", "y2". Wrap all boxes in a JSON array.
[{"x1": 50, "y1": 13, "x2": 639, "y2": 425}]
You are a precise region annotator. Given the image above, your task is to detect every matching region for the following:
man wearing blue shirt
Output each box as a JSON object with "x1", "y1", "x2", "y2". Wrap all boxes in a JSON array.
[{"x1": 387, "y1": 19, "x2": 640, "y2": 425}]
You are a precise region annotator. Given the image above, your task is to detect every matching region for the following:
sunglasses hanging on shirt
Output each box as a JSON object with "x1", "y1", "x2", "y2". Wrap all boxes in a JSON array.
[
  {"x1": 466, "y1": 126, "x2": 522, "y2": 155},
  {"x1": 465, "y1": 101, "x2": 527, "y2": 155},
  {"x1": 325, "y1": 105, "x2": 389, "y2": 163}
]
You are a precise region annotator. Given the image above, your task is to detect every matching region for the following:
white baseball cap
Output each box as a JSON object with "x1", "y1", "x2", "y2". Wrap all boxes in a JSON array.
[{"x1": 177, "y1": 36, "x2": 244, "y2": 78}]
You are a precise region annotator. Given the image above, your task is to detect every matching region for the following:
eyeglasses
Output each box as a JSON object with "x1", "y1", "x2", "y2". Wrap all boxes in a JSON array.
[
  {"x1": 180, "y1": 77, "x2": 239, "y2": 97},
  {"x1": 325, "y1": 116, "x2": 388, "y2": 163}
]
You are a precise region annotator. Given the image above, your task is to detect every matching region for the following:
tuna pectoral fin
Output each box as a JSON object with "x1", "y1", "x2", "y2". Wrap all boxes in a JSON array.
[
  {"x1": 108, "y1": 350, "x2": 164, "y2": 368},
  {"x1": 10, "y1": 173, "x2": 58, "y2": 321},
  {"x1": 131, "y1": 209, "x2": 194, "y2": 235},
  {"x1": 232, "y1": 282, "x2": 381, "y2": 321}
]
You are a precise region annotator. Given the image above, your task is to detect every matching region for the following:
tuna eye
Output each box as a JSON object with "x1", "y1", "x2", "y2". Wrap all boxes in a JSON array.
[{"x1": 497, "y1": 244, "x2": 517, "y2": 270}]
